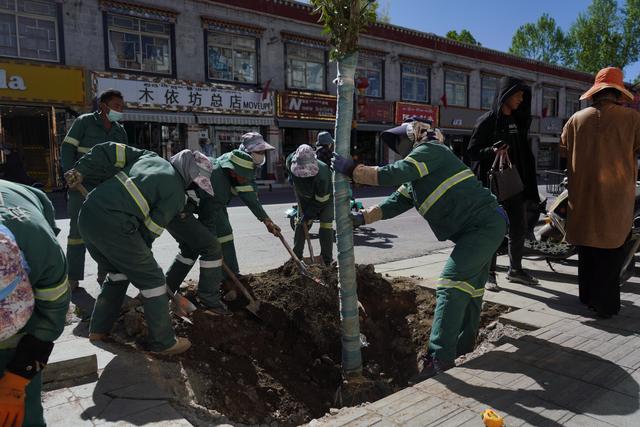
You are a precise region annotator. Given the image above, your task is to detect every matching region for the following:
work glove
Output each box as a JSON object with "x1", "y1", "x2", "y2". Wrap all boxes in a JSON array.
[
  {"x1": 332, "y1": 153, "x2": 356, "y2": 178},
  {"x1": 0, "y1": 372, "x2": 29, "y2": 427},
  {"x1": 64, "y1": 169, "x2": 83, "y2": 189},
  {"x1": 350, "y1": 211, "x2": 365, "y2": 228},
  {"x1": 263, "y1": 218, "x2": 281, "y2": 236}
]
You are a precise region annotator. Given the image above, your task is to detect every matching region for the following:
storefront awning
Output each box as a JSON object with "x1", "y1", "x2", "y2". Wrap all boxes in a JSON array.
[
  {"x1": 123, "y1": 111, "x2": 196, "y2": 124},
  {"x1": 441, "y1": 127, "x2": 472, "y2": 135},
  {"x1": 357, "y1": 123, "x2": 393, "y2": 132},
  {"x1": 539, "y1": 136, "x2": 560, "y2": 143},
  {"x1": 196, "y1": 115, "x2": 274, "y2": 126},
  {"x1": 276, "y1": 118, "x2": 335, "y2": 130}
]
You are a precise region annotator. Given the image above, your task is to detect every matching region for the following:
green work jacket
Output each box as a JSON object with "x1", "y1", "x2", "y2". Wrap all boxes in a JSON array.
[{"x1": 285, "y1": 154, "x2": 333, "y2": 210}]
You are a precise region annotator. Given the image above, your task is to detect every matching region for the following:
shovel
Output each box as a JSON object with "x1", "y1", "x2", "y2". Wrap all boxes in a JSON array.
[
  {"x1": 277, "y1": 233, "x2": 327, "y2": 287},
  {"x1": 222, "y1": 262, "x2": 262, "y2": 320},
  {"x1": 75, "y1": 183, "x2": 196, "y2": 325},
  {"x1": 302, "y1": 221, "x2": 323, "y2": 265}
]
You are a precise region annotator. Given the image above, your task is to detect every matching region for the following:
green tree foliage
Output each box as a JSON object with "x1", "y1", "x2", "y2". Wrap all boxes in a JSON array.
[
  {"x1": 509, "y1": 13, "x2": 568, "y2": 65},
  {"x1": 446, "y1": 29, "x2": 481, "y2": 46}
]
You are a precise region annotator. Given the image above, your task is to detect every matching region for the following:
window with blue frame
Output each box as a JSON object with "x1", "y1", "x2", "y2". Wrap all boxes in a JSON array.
[
  {"x1": 285, "y1": 42, "x2": 325, "y2": 91},
  {"x1": 0, "y1": 0, "x2": 60, "y2": 62},
  {"x1": 207, "y1": 31, "x2": 257, "y2": 83},
  {"x1": 401, "y1": 63, "x2": 429, "y2": 103},
  {"x1": 356, "y1": 54, "x2": 383, "y2": 98}
]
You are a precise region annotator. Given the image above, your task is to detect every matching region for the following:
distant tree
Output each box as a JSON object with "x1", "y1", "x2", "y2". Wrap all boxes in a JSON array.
[
  {"x1": 376, "y1": 0, "x2": 390, "y2": 23},
  {"x1": 446, "y1": 29, "x2": 481, "y2": 46},
  {"x1": 565, "y1": 0, "x2": 640, "y2": 73},
  {"x1": 509, "y1": 13, "x2": 568, "y2": 65}
]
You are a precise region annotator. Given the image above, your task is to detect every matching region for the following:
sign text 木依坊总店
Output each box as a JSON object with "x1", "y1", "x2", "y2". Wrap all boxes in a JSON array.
[
  {"x1": 93, "y1": 72, "x2": 274, "y2": 116},
  {"x1": 395, "y1": 102, "x2": 439, "y2": 126},
  {"x1": 0, "y1": 61, "x2": 84, "y2": 106},
  {"x1": 276, "y1": 92, "x2": 337, "y2": 120}
]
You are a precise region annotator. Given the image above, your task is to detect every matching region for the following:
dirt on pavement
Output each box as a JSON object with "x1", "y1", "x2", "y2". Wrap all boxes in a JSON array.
[{"x1": 112, "y1": 262, "x2": 510, "y2": 426}]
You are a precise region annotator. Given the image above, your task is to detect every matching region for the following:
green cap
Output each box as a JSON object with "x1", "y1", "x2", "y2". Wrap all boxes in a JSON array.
[{"x1": 218, "y1": 149, "x2": 255, "y2": 180}]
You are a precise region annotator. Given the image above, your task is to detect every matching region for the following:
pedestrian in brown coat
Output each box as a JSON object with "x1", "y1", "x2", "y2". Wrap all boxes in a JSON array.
[{"x1": 560, "y1": 67, "x2": 640, "y2": 318}]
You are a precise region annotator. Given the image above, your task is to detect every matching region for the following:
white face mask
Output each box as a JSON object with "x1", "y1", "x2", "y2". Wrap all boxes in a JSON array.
[
  {"x1": 251, "y1": 152, "x2": 266, "y2": 166},
  {"x1": 107, "y1": 108, "x2": 123, "y2": 122}
]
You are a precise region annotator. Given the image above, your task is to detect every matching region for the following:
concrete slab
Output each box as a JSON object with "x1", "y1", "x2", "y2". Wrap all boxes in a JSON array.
[{"x1": 499, "y1": 308, "x2": 563, "y2": 330}]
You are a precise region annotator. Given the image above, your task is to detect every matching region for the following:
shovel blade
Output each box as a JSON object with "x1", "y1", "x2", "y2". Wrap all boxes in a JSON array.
[{"x1": 303, "y1": 256, "x2": 324, "y2": 265}]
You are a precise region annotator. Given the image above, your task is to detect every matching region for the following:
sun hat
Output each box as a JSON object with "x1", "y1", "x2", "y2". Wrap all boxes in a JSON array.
[
  {"x1": 580, "y1": 67, "x2": 634, "y2": 102},
  {"x1": 315, "y1": 132, "x2": 334, "y2": 147},
  {"x1": 380, "y1": 117, "x2": 433, "y2": 153},
  {"x1": 218, "y1": 149, "x2": 256, "y2": 180},
  {"x1": 0, "y1": 224, "x2": 34, "y2": 342},
  {"x1": 170, "y1": 150, "x2": 215, "y2": 197},
  {"x1": 239, "y1": 132, "x2": 275, "y2": 153},
  {"x1": 290, "y1": 144, "x2": 319, "y2": 178}
]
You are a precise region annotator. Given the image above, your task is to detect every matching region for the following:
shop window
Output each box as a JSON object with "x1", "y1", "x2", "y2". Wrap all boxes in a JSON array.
[
  {"x1": 565, "y1": 91, "x2": 581, "y2": 116},
  {"x1": 445, "y1": 70, "x2": 468, "y2": 107},
  {"x1": 0, "y1": 0, "x2": 60, "y2": 62},
  {"x1": 285, "y1": 43, "x2": 325, "y2": 91},
  {"x1": 356, "y1": 55, "x2": 383, "y2": 98},
  {"x1": 543, "y1": 88, "x2": 559, "y2": 117},
  {"x1": 106, "y1": 13, "x2": 173, "y2": 75},
  {"x1": 481, "y1": 75, "x2": 499, "y2": 109},
  {"x1": 206, "y1": 31, "x2": 257, "y2": 83},
  {"x1": 401, "y1": 63, "x2": 429, "y2": 103}
]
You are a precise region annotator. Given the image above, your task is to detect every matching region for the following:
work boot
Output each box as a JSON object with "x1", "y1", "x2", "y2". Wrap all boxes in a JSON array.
[
  {"x1": 408, "y1": 354, "x2": 454, "y2": 385},
  {"x1": 69, "y1": 279, "x2": 80, "y2": 292},
  {"x1": 153, "y1": 337, "x2": 191, "y2": 356},
  {"x1": 203, "y1": 301, "x2": 232, "y2": 317},
  {"x1": 485, "y1": 272, "x2": 501, "y2": 292},
  {"x1": 507, "y1": 269, "x2": 539, "y2": 285}
]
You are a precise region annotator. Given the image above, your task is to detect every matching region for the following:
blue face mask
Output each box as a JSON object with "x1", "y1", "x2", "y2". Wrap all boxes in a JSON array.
[{"x1": 107, "y1": 109, "x2": 123, "y2": 122}]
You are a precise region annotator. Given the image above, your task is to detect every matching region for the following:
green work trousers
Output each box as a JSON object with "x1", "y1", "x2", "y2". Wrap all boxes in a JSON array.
[
  {"x1": 0, "y1": 350, "x2": 44, "y2": 427},
  {"x1": 78, "y1": 203, "x2": 176, "y2": 352},
  {"x1": 293, "y1": 201, "x2": 334, "y2": 265},
  {"x1": 166, "y1": 214, "x2": 224, "y2": 308},
  {"x1": 427, "y1": 208, "x2": 506, "y2": 363},
  {"x1": 210, "y1": 208, "x2": 239, "y2": 278},
  {"x1": 66, "y1": 190, "x2": 86, "y2": 281}
]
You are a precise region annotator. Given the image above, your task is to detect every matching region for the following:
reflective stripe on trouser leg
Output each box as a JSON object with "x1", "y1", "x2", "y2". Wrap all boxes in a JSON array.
[
  {"x1": 319, "y1": 203, "x2": 334, "y2": 264},
  {"x1": 293, "y1": 218, "x2": 306, "y2": 260},
  {"x1": 197, "y1": 258, "x2": 223, "y2": 308},
  {"x1": 427, "y1": 209, "x2": 506, "y2": 362},
  {"x1": 165, "y1": 253, "x2": 197, "y2": 294},
  {"x1": 215, "y1": 212, "x2": 238, "y2": 277},
  {"x1": 89, "y1": 275, "x2": 129, "y2": 335},
  {"x1": 0, "y1": 350, "x2": 44, "y2": 426},
  {"x1": 67, "y1": 190, "x2": 86, "y2": 280},
  {"x1": 78, "y1": 204, "x2": 176, "y2": 352}
]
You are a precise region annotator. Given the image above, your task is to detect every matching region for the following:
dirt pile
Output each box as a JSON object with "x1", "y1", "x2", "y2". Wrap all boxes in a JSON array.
[{"x1": 113, "y1": 262, "x2": 509, "y2": 426}]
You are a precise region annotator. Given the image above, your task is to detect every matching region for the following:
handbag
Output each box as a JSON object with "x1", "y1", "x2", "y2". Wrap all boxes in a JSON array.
[{"x1": 488, "y1": 151, "x2": 524, "y2": 202}]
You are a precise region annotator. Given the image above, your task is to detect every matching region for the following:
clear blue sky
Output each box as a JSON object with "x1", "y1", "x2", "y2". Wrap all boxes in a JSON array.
[{"x1": 302, "y1": 0, "x2": 640, "y2": 81}]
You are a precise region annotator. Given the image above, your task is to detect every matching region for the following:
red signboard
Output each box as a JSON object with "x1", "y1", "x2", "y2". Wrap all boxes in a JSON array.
[
  {"x1": 276, "y1": 91, "x2": 337, "y2": 121},
  {"x1": 357, "y1": 98, "x2": 394, "y2": 123},
  {"x1": 395, "y1": 102, "x2": 439, "y2": 126}
]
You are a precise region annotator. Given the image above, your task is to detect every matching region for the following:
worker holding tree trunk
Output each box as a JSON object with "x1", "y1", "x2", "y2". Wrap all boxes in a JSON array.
[
  {"x1": 286, "y1": 144, "x2": 334, "y2": 266},
  {"x1": 333, "y1": 118, "x2": 507, "y2": 382},
  {"x1": 64, "y1": 142, "x2": 214, "y2": 355},
  {"x1": 0, "y1": 180, "x2": 70, "y2": 427},
  {"x1": 165, "y1": 132, "x2": 280, "y2": 316}
]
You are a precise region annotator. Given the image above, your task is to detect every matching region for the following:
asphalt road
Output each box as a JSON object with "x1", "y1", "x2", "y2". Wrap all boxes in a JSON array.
[{"x1": 52, "y1": 186, "x2": 451, "y2": 287}]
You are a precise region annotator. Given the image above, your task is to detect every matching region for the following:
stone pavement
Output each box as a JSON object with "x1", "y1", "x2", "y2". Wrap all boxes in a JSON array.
[{"x1": 308, "y1": 252, "x2": 640, "y2": 426}]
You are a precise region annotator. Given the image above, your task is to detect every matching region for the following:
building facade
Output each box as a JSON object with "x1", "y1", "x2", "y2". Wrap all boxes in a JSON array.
[{"x1": 0, "y1": 0, "x2": 598, "y2": 188}]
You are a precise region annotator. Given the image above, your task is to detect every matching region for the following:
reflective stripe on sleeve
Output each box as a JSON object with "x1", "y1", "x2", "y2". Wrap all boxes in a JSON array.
[
  {"x1": 436, "y1": 279, "x2": 484, "y2": 298},
  {"x1": 315, "y1": 193, "x2": 330, "y2": 203},
  {"x1": 230, "y1": 153, "x2": 254, "y2": 169},
  {"x1": 235, "y1": 185, "x2": 254, "y2": 193},
  {"x1": 34, "y1": 277, "x2": 69, "y2": 301},
  {"x1": 397, "y1": 185, "x2": 411, "y2": 199},
  {"x1": 77, "y1": 147, "x2": 90, "y2": 154},
  {"x1": 418, "y1": 169, "x2": 474, "y2": 216},
  {"x1": 405, "y1": 156, "x2": 429, "y2": 177},
  {"x1": 144, "y1": 217, "x2": 164, "y2": 237},
  {"x1": 115, "y1": 143, "x2": 126, "y2": 168},
  {"x1": 63, "y1": 136, "x2": 80, "y2": 147},
  {"x1": 218, "y1": 233, "x2": 234, "y2": 243},
  {"x1": 320, "y1": 222, "x2": 333, "y2": 229},
  {"x1": 115, "y1": 171, "x2": 150, "y2": 216},
  {"x1": 107, "y1": 273, "x2": 128, "y2": 282},
  {"x1": 140, "y1": 286, "x2": 167, "y2": 299},
  {"x1": 67, "y1": 238, "x2": 84, "y2": 245},
  {"x1": 176, "y1": 254, "x2": 195, "y2": 265},
  {"x1": 200, "y1": 259, "x2": 223, "y2": 268}
]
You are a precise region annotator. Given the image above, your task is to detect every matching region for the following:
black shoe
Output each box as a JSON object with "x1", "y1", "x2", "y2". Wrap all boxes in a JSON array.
[
  {"x1": 485, "y1": 273, "x2": 501, "y2": 292},
  {"x1": 507, "y1": 269, "x2": 539, "y2": 285},
  {"x1": 203, "y1": 301, "x2": 233, "y2": 317},
  {"x1": 408, "y1": 355, "x2": 454, "y2": 385}
]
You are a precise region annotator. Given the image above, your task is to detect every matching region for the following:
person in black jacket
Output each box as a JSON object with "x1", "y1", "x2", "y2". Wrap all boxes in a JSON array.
[{"x1": 468, "y1": 77, "x2": 539, "y2": 289}]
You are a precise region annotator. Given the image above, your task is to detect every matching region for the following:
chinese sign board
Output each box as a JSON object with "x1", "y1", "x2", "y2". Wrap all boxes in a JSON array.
[
  {"x1": 92, "y1": 72, "x2": 273, "y2": 116},
  {"x1": 0, "y1": 61, "x2": 84, "y2": 106},
  {"x1": 357, "y1": 98, "x2": 394, "y2": 123},
  {"x1": 395, "y1": 102, "x2": 439, "y2": 126},
  {"x1": 276, "y1": 91, "x2": 337, "y2": 121}
]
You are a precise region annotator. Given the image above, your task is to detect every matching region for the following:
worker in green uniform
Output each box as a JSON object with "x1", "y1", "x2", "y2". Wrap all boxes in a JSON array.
[
  {"x1": 333, "y1": 118, "x2": 507, "y2": 382},
  {"x1": 286, "y1": 144, "x2": 334, "y2": 265},
  {"x1": 64, "y1": 143, "x2": 214, "y2": 355},
  {"x1": 0, "y1": 180, "x2": 70, "y2": 427},
  {"x1": 61, "y1": 89, "x2": 128, "y2": 291},
  {"x1": 165, "y1": 132, "x2": 281, "y2": 314}
]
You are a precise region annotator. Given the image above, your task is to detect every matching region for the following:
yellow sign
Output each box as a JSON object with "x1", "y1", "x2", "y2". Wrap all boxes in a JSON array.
[{"x1": 0, "y1": 61, "x2": 84, "y2": 106}]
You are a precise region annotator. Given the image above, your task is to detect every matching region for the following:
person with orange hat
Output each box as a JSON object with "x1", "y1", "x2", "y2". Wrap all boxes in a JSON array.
[{"x1": 561, "y1": 66, "x2": 640, "y2": 318}]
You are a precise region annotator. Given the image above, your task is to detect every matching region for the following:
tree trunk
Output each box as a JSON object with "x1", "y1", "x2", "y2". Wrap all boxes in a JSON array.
[{"x1": 333, "y1": 52, "x2": 362, "y2": 376}]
